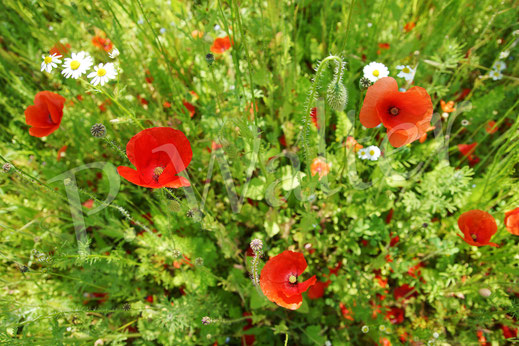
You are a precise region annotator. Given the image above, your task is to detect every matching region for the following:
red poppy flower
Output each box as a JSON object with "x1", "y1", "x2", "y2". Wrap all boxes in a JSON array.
[
  {"x1": 394, "y1": 284, "x2": 417, "y2": 301},
  {"x1": 307, "y1": 280, "x2": 331, "y2": 299},
  {"x1": 404, "y1": 22, "x2": 416, "y2": 32},
  {"x1": 504, "y1": 207, "x2": 519, "y2": 235},
  {"x1": 92, "y1": 36, "x2": 113, "y2": 52},
  {"x1": 485, "y1": 121, "x2": 498, "y2": 134},
  {"x1": 50, "y1": 42, "x2": 70, "y2": 56},
  {"x1": 117, "y1": 127, "x2": 192, "y2": 189},
  {"x1": 359, "y1": 77, "x2": 433, "y2": 147},
  {"x1": 458, "y1": 143, "x2": 479, "y2": 167},
  {"x1": 386, "y1": 306, "x2": 405, "y2": 324},
  {"x1": 385, "y1": 209, "x2": 394, "y2": 224},
  {"x1": 242, "y1": 312, "x2": 255, "y2": 346},
  {"x1": 339, "y1": 302, "x2": 354, "y2": 321},
  {"x1": 210, "y1": 36, "x2": 233, "y2": 54},
  {"x1": 477, "y1": 330, "x2": 489, "y2": 346},
  {"x1": 259, "y1": 250, "x2": 316, "y2": 310},
  {"x1": 457, "y1": 210, "x2": 498, "y2": 247},
  {"x1": 501, "y1": 325, "x2": 518, "y2": 339},
  {"x1": 163, "y1": 101, "x2": 172, "y2": 108},
  {"x1": 183, "y1": 100, "x2": 196, "y2": 117},
  {"x1": 82, "y1": 199, "x2": 94, "y2": 209},
  {"x1": 57, "y1": 145, "x2": 68, "y2": 161},
  {"x1": 24, "y1": 91, "x2": 66, "y2": 137},
  {"x1": 379, "y1": 338, "x2": 391, "y2": 346},
  {"x1": 310, "y1": 107, "x2": 319, "y2": 129}
]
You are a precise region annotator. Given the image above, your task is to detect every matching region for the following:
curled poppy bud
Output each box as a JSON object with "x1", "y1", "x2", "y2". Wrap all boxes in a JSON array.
[
  {"x1": 24, "y1": 91, "x2": 66, "y2": 137},
  {"x1": 259, "y1": 250, "x2": 316, "y2": 310},
  {"x1": 457, "y1": 210, "x2": 498, "y2": 247},
  {"x1": 326, "y1": 82, "x2": 348, "y2": 111},
  {"x1": 359, "y1": 77, "x2": 433, "y2": 147}
]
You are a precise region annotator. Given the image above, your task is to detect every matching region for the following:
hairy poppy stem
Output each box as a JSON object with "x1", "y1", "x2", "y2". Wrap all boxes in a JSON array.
[{"x1": 300, "y1": 55, "x2": 346, "y2": 173}]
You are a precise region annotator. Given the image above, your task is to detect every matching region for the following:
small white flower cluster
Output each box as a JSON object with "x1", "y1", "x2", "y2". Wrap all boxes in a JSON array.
[
  {"x1": 358, "y1": 145, "x2": 381, "y2": 161},
  {"x1": 40, "y1": 48, "x2": 119, "y2": 87},
  {"x1": 488, "y1": 59, "x2": 506, "y2": 80}
]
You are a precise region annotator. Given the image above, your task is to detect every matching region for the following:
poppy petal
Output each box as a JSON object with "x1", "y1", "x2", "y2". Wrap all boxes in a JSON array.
[
  {"x1": 360, "y1": 77, "x2": 398, "y2": 128},
  {"x1": 117, "y1": 166, "x2": 143, "y2": 186},
  {"x1": 29, "y1": 125, "x2": 59, "y2": 137},
  {"x1": 25, "y1": 104, "x2": 53, "y2": 127}
]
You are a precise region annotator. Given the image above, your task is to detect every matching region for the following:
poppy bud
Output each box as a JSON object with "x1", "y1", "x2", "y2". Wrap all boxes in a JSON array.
[
  {"x1": 250, "y1": 239, "x2": 263, "y2": 254},
  {"x1": 201, "y1": 316, "x2": 212, "y2": 325},
  {"x1": 359, "y1": 77, "x2": 372, "y2": 90},
  {"x1": 63, "y1": 178, "x2": 72, "y2": 186},
  {"x1": 2, "y1": 163, "x2": 11, "y2": 173},
  {"x1": 19, "y1": 265, "x2": 29, "y2": 273},
  {"x1": 205, "y1": 53, "x2": 215, "y2": 65},
  {"x1": 326, "y1": 82, "x2": 348, "y2": 111},
  {"x1": 91, "y1": 123, "x2": 106, "y2": 138},
  {"x1": 479, "y1": 288, "x2": 491, "y2": 297}
]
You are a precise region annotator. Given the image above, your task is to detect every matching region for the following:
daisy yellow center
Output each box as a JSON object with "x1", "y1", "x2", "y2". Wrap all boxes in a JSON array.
[
  {"x1": 288, "y1": 275, "x2": 297, "y2": 284},
  {"x1": 44, "y1": 56, "x2": 53, "y2": 64},
  {"x1": 97, "y1": 68, "x2": 107, "y2": 77},
  {"x1": 370, "y1": 150, "x2": 375, "y2": 156},
  {"x1": 70, "y1": 60, "x2": 80, "y2": 70},
  {"x1": 154, "y1": 167, "x2": 164, "y2": 177},
  {"x1": 402, "y1": 67, "x2": 410, "y2": 73},
  {"x1": 373, "y1": 69, "x2": 380, "y2": 77}
]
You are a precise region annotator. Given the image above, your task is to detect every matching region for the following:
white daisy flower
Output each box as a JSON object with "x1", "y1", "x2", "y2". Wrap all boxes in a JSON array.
[
  {"x1": 488, "y1": 69, "x2": 503, "y2": 80},
  {"x1": 396, "y1": 65, "x2": 416, "y2": 82},
  {"x1": 366, "y1": 145, "x2": 381, "y2": 161},
  {"x1": 108, "y1": 48, "x2": 120, "y2": 59},
  {"x1": 357, "y1": 148, "x2": 369, "y2": 160},
  {"x1": 87, "y1": 63, "x2": 117, "y2": 86},
  {"x1": 363, "y1": 62, "x2": 389, "y2": 83},
  {"x1": 40, "y1": 53, "x2": 62, "y2": 73},
  {"x1": 499, "y1": 50, "x2": 510, "y2": 59},
  {"x1": 491, "y1": 60, "x2": 506, "y2": 71},
  {"x1": 441, "y1": 112, "x2": 449, "y2": 119},
  {"x1": 62, "y1": 52, "x2": 93, "y2": 79}
]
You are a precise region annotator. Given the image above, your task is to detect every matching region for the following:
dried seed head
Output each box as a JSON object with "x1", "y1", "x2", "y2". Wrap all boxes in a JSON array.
[
  {"x1": 2, "y1": 163, "x2": 11, "y2": 173},
  {"x1": 171, "y1": 249, "x2": 181, "y2": 258},
  {"x1": 326, "y1": 82, "x2": 348, "y2": 111},
  {"x1": 195, "y1": 257, "x2": 204, "y2": 266},
  {"x1": 206, "y1": 53, "x2": 215, "y2": 65},
  {"x1": 250, "y1": 239, "x2": 263, "y2": 254},
  {"x1": 359, "y1": 77, "x2": 372, "y2": 90},
  {"x1": 91, "y1": 123, "x2": 106, "y2": 138},
  {"x1": 201, "y1": 316, "x2": 212, "y2": 325}
]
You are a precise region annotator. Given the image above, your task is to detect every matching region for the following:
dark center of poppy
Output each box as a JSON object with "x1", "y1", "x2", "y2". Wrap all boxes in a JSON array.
[
  {"x1": 152, "y1": 166, "x2": 165, "y2": 182},
  {"x1": 389, "y1": 106, "x2": 399, "y2": 116},
  {"x1": 288, "y1": 275, "x2": 297, "y2": 284},
  {"x1": 471, "y1": 233, "x2": 478, "y2": 242}
]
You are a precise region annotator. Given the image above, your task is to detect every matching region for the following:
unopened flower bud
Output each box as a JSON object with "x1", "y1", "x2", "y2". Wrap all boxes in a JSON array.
[
  {"x1": 91, "y1": 123, "x2": 106, "y2": 138},
  {"x1": 326, "y1": 82, "x2": 348, "y2": 111},
  {"x1": 206, "y1": 53, "x2": 215, "y2": 65},
  {"x1": 250, "y1": 239, "x2": 263, "y2": 254},
  {"x1": 63, "y1": 178, "x2": 72, "y2": 186},
  {"x1": 479, "y1": 288, "x2": 491, "y2": 297}
]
